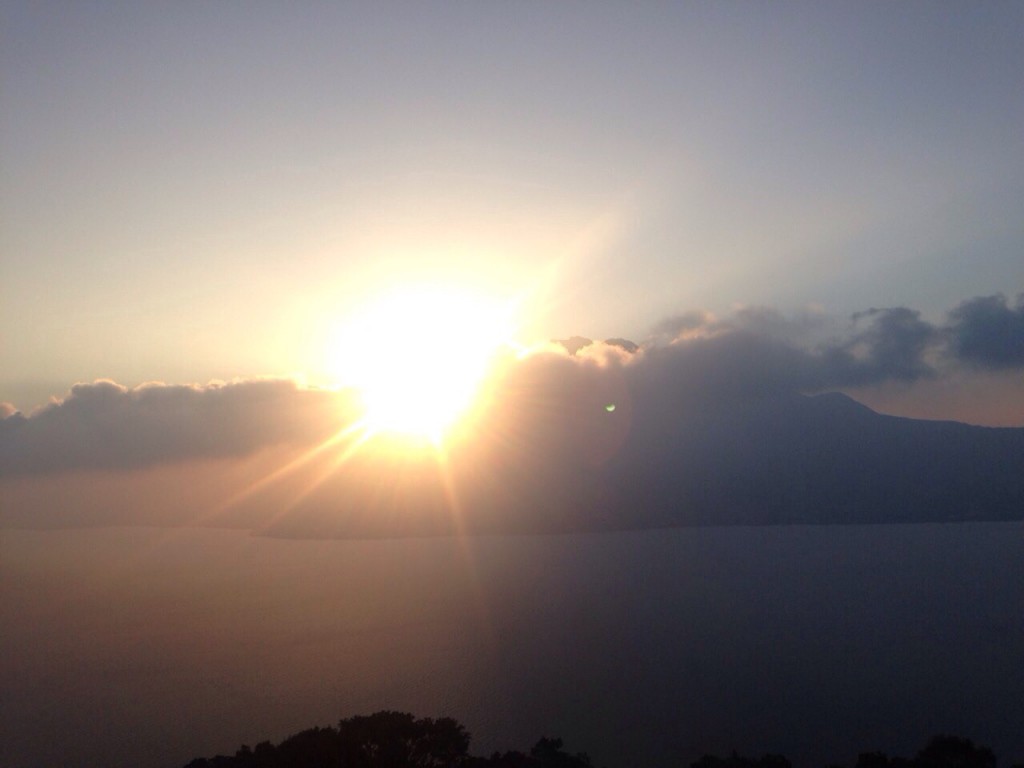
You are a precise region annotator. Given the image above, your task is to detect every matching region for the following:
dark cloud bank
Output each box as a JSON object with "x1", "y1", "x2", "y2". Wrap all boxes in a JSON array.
[
  {"x1": 1, "y1": 294, "x2": 1022, "y2": 535},
  {"x1": 0, "y1": 378, "x2": 346, "y2": 475}
]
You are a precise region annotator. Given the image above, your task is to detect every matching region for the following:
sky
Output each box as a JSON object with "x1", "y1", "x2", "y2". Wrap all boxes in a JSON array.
[
  {"x1": 2, "y1": 8, "x2": 1024, "y2": 765},
  {"x1": 2, "y1": 2, "x2": 1023, "y2": 423}
]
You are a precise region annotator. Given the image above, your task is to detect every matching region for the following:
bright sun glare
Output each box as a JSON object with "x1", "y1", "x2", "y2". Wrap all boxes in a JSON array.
[{"x1": 330, "y1": 285, "x2": 517, "y2": 445}]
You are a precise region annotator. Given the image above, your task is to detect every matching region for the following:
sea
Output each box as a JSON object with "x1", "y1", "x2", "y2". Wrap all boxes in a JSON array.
[{"x1": 2, "y1": 522, "x2": 1022, "y2": 768}]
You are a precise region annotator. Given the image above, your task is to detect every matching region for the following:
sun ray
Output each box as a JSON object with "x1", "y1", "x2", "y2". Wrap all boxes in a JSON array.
[
  {"x1": 431, "y1": 449, "x2": 497, "y2": 643},
  {"x1": 247, "y1": 422, "x2": 376, "y2": 533},
  {"x1": 205, "y1": 419, "x2": 368, "y2": 525},
  {"x1": 188, "y1": 283, "x2": 523, "y2": 539}
]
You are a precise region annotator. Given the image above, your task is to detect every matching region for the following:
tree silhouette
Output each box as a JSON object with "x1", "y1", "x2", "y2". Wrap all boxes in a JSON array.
[
  {"x1": 183, "y1": 712, "x2": 590, "y2": 768},
  {"x1": 335, "y1": 711, "x2": 470, "y2": 768},
  {"x1": 184, "y1": 715, "x2": 1017, "y2": 768},
  {"x1": 690, "y1": 751, "x2": 791, "y2": 768},
  {"x1": 915, "y1": 736, "x2": 996, "y2": 768}
]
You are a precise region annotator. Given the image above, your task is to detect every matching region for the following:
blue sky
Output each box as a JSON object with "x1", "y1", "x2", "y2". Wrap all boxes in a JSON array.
[{"x1": 2, "y1": 2, "x2": 1022, "y2": 415}]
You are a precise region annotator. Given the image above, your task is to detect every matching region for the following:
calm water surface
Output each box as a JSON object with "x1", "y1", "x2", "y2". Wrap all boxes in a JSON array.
[{"x1": 2, "y1": 523, "x2": 1022, "y2": 768}]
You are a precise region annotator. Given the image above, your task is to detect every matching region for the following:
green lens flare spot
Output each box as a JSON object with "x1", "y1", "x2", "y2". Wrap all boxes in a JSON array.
[{"x1": 605, "y1": 403, "x2": 616, "y2": 413}]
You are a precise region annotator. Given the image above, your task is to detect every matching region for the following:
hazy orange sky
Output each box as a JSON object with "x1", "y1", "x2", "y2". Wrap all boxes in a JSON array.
[{"x1": 2, "y1": 3, "x2": 1022, "y2": 423}]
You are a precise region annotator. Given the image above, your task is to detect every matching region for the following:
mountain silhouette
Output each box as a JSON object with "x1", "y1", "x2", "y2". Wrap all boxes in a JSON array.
[
  {"x1": 601, "y1": 390, "x2": 1024, "y2": 528},
  {"x1": 261, "y1": 389, "x2": 1024, "y2": 538}
]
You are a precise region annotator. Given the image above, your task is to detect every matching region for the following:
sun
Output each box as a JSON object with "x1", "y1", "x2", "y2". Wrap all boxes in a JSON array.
[{"x1": 329, "y1": 284, "x2": 517, "y2": 445}]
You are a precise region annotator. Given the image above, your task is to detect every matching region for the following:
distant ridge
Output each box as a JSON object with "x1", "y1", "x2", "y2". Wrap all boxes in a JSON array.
[
  {"x1": 263, "y1": 390, "x2": 1024, "y2": 538},
  {"x1": 603, "y1": 389, "x2": 1024, "y2": 529}
]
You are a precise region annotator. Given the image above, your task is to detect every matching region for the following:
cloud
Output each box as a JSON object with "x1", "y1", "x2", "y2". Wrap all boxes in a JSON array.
[
  {"x1": 815, "y1": 306, "x2": 938, "y2": 386},
  {"x1": 639, "y1": 305, "x2": 938, "y2": 395},
  {"x1": 0, "y1": 379, "x2": 347, "y2": 476},
  {"x1": 644, "y1": 295, "x2": 1023, "y2": 394},
  {"x1": 946, "y1": 293, "x2": 1024, "y2": 369},
  {"x1": 1, "y1": 292, "x2": 1021, "y2": 483},
  {"x1": 1, "y1": 301, "x2": 1022, "y2": 534},
  {"x1": 651, "y1": 310, "x2": 713, "y2": 340}
]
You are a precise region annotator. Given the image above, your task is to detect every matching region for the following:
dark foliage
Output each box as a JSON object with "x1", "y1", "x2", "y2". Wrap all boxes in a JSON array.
[
  {"x1": 183, "y1": 715, "x2": 1020, "y2": 768},
  {"x1": 183, "y1": 711, "x2": 591, "y2": 768},
  {"x1": 467, "y1": 737, "x2": 592, "y2": 768},
  {"x1": 693, "y1": 736, "x2": 1005, "y2": 768},
  {"x1": 691, "y1": 752, "x2": 791, "y2": 768}
]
